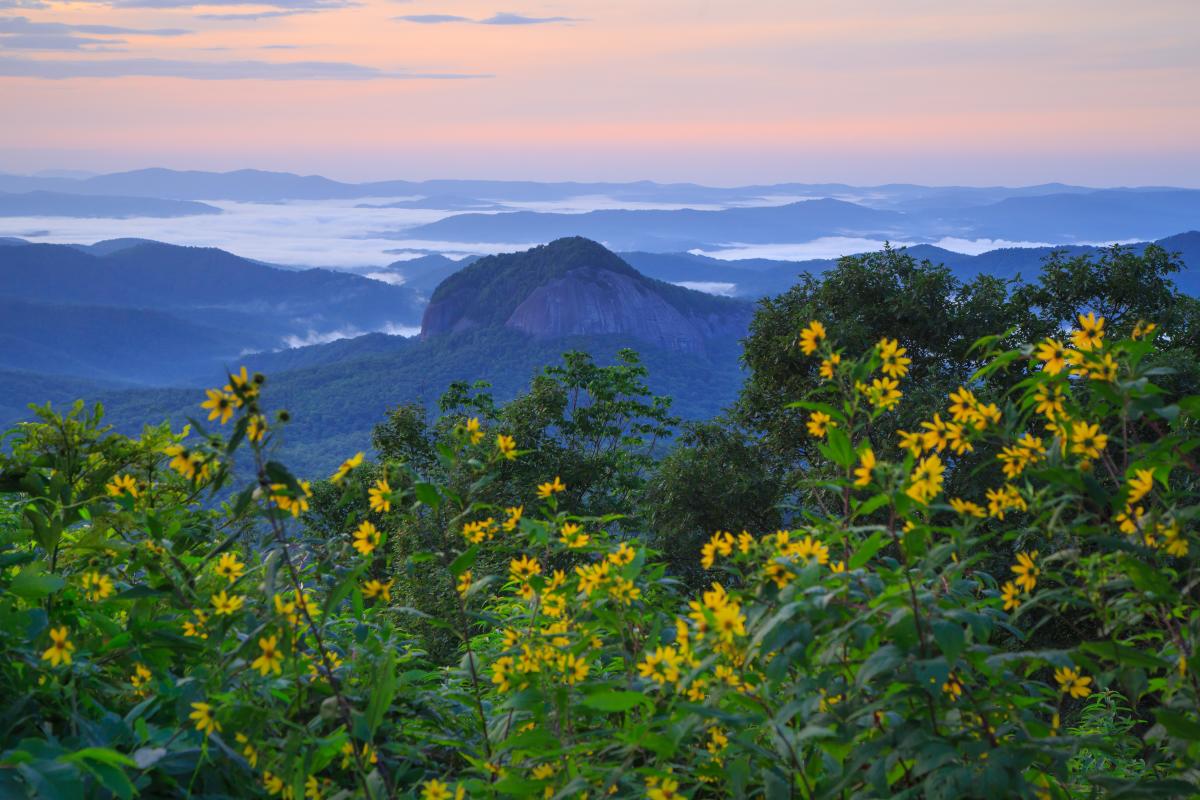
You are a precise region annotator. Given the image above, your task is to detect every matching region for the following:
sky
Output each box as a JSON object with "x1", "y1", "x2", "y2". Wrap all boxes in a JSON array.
[{"x1": 1, "y1": 0, "x2": 1199, "y2": 186}]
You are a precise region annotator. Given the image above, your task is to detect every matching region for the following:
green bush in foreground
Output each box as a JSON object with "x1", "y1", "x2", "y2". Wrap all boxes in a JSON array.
[{"x1": 0, "y1": 316, "x2": 1197, "y2": 799}]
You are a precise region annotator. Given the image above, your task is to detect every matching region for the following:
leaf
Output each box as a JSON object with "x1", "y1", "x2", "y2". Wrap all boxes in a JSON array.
[
  {"x1": 10, "y1": 569, "x2": 64, "y2": 600},
  {"x1": 1156, "y1": 709, "x2": 1200, "y2": 740},
  {"x1": 849, "y1": 531, "x2": 887, "y2": 570},
  {"x1": 449, "y1": 546, "x2": 478, "y2": 578},
  {"x1": 931, "y1": 620, "x2": 966, "y2": 664},
  {"x1": 131, "y1": 748, "x2": 166, "y2": 772},
  {"x1": 324, "y1": 568, "x2": 363, "y2": 616},
  {"x1": 579, "y1": 690, "x2": 650, "y2": 712},
  {"x1": 414, "y1": 482, "x2": 441, "y2": 509},
  {"x1": 60, "y1": 749, "x2": 135, "y2": 769},
  {"x1": 1078, "y1": 641, "x2": 1171, "y2": 670},
  {"x1": 823, "y1": 426, "x2": 855, "y2": 469},
  {"x1": 857, "y1": 645, "x2": 904, "y2": 686},
  {"x1": 365, "y1": 650, "x2": 397, "y2": 735}
]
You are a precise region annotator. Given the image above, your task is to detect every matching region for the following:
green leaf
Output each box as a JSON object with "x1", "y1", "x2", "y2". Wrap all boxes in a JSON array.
[
  {"x1": 10, "y1": 568, "x2": 65, "y2": 600},
  {"x1": 932, "y1": 620, "x2": 965, "y2": 664},
  {"x1": 414, "y1": 482, "x2": 441, "y2": 509},
  {"x1": 849, "y1": 531, "x2": 887, "y2": 570},
  {"x1": 60, "y1": 748, "x2": 136, "y2": 769},
  {"x1": 823, "y1": 426, "x2": 855, "y2": 469},
  {"x1": 365, "y1": 650, "x2": 396, "y2": 735},
  {"x1": 449, "y1": 546, "x2": 478, "y2": 578},
  {"x1": 1156, "y1": 709, "x2": 1200, "y2": 740},
  {"x1": 579, "y1": 690, "x2": 650, "y2": 712},
  {"x1": 1078, "y1": 640, "x2": 1171, "y2": 670}
]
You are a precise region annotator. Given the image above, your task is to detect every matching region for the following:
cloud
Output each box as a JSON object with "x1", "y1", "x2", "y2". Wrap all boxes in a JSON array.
[
  {"x1": 0, "y1": 0, "x2": 47, "y2": 7},
  {"x1": 0, "y1": 15, "x2": 187, "y2": 50},
  {"x1": 0, "y1": 16, "x2": 191, "y2": 36},
  {"x1": 395, "y1": 10, "x2": 581, "y2": 25},
  {"x1": 479, "y1": 12, "x2": 578, "y2": 25},
  {"x1": 0, "y1": 56, "x2": 490, "y2": 80},
  {"x1": 395, "y1": 13, "x2": 470, "y2": 23},
  {"x1": 110, "y1": 0, "x2": 353, "y2": 8},
  {"x1": 196, "y1": 9, "x2": 312, "y2": 20},
  {"x1": 0, "y1": 33, "x2": 125, "y2": 50}
]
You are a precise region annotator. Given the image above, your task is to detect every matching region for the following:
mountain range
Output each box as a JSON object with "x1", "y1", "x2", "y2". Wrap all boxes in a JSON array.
[
  {"x1": 400, "y1": 192, "x2": 1200, "y2": 250},
  {"x1": 0, "y1": 190, "x2": 220, "y2": 218},
  {"x1": 3, "y1": 169, "x2": 1197, "y2": 255},
  {"x1": 0, "y1": 240, "x2": 423, "y2": 383},
  {"x1": 0, "y1": 168, "x2": 1109, "y2": 205},
  {"x1": 2, "y1": 230, "x2": 1198, "y2": 475}
]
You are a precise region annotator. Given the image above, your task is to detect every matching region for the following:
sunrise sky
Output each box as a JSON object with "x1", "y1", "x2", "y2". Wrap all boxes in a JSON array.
[{"x1": 2, "y1": 0, "x2": 1198, "y2": 185}]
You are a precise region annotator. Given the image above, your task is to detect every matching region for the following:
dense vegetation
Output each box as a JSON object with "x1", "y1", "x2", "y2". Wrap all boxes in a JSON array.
[{"x1": 1, "y1": 244, "x2": 1199, "y2": 798}]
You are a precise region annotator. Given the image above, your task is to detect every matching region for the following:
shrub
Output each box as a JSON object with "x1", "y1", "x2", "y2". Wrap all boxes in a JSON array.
[{"x1": 0, "y1": 316, "x2": 1197, "y2": 798}]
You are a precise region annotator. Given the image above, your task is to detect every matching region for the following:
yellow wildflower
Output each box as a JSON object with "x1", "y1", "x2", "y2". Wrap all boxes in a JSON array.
[
  {"x1": 897, "y1": 429, "x2": 924, "y2": 456},
  {"x1": 877, "y1": 337, "x2": 911, "y2": 378},
  {"x1": 853, "y1": 448, "x2": 875, "y2": 487},
  {"x1": 251, "y1": 635, "x2": 284, "y2": 676},
  {"x1": 1126, "y1": 468, "x2": 1155, "y2": 506},
  {"x1": 211, "y1": 590, "x2": 245, "y2": 616},
  {"x1": 1054, "y1": 666, "x2": 1093, "y2": 699},
  {"x1": 536, "y1": 476, "x2": 566, "y2": 498},
  {"x1": 1034, "y1": 338, "x2": 1070, "y2": 375},
  {"x1": 362, "y1": 578, "x2": 393, "y2": 602},
  {"x1": 130, "y1": 663, "x2": 152, "y2": 691},
  {"x1": 700, "y1": 530, "x2": 734, "y2": 569},
  {"x1": 368, "y1": 478, "x2": 392, "y2": 513},
  {"x1": 1071, "y1": 312, "x2": 1105, "y2": 351},
  {"x1": 502, "y1": 505, "x2": 523, "y2": 531},
  {"x1": 201, "y1": 388, "x2": 236, "y2": 425},
  {"x1": 510, "y1": 554, "x2": 542, "y2": 583},
  {"x1": 558, "y1": 522, "x2": 589, "y2": 549},
  {"x1": 638, "y1": 645, "x2": 683, "y2": 685},
  {"x1": 797, "y1": 320, "x2": 826, "y2": 355},
  {"x1": 1070, "y1": 421, "x2": 1108, "y2": 461},
  {"x1": 352, "y1": 520, "x2": 382, "y2": 555},
  {"x1": 905, "y1": 453, "x2": 945, "y2": 505},
  {"x1": 867, "y1": 376, "x2": 902, "y2": 411},
  {"x1": 793, "y1": 535, "x2": 830, "y2": 565},
  {"x1": 609, "y1": 542, "x2": 636, "y2": 565},
  {"x1": 818, "y1": 353, "x2": 841, "y2": 380},
  {"x1": 106, "y1": 473, "x2": 138, "y2": 498},
  {"x1": 1011, "y1": 550, "x2": 1040, "y2": 592},
  {"x1": 188, "y1": 701, "x2": 221, "y2": 736},
  {"x1": 807, "y1": 411, "x2": 834, "y2": 437},
  {"x1": 465, "y1": 417, "x2": 483, "y2": 444},
  {"x1": 496, "y1": 434, "x2": 518, "y2": 460},
  {"x1": 41, "y1": 626, "x2": 74, "y2": 667},
  {"x1": 81, "y1": 571, "x2": 114, "y2": 602},
  {"x1": 330, "y1": 451, "x2": 363, "y2": 484},
  {"x1": 271, "y1": 480, "x2": 312, "y2": 517},
  {"x1": 949, "y1": 498, "x2": 986, "y2": 518},
  {"x1": 421, "y1": 779, "x2": 453, "y2": 800},
  {"x1": 1000, "y1": 581, "x2": 1021, "y2": 611},
  {"x1": 214, "y1": 552, "x2": 245, "y2": 583},
  {"x1": 263, "y1": 771, "x2": 285, "y2": 796},
  {"x1": 235, "y1": 732, "x2": 257, "y2": 767},
  {"x1": 1033, "y1": 383, "x2": 1065, "y2": 419},
  {"x1": 559, "y1": 653, "x2": 589, "y2": 685}
]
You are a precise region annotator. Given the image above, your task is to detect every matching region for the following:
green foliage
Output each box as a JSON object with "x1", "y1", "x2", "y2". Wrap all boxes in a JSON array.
[{"x1": 2, "y1": 247, "x2": 1200, "y2": 799}]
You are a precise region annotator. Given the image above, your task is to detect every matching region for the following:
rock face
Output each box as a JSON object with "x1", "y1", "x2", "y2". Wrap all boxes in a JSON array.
[{"x1": 420, "y1": 237, "x2": 751, "y2": 355}]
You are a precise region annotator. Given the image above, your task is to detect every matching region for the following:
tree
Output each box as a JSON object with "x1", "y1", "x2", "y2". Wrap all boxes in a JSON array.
[{"x1": 641, "y1": 418, "x2": 785, "y2": 585}]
